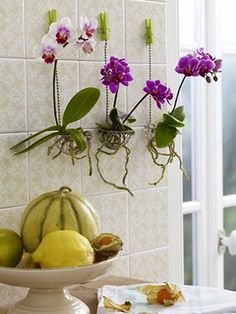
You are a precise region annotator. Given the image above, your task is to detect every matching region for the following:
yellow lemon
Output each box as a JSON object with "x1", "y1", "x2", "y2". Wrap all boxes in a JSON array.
[
  {"x1": 0, "y1": 228, "x2": 23, "y2": 267},
  {"x1": 31, "y1": 230, "x2": 95, "y2": 268}
]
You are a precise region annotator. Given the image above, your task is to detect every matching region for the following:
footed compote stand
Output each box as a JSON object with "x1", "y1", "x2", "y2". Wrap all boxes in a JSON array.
[{"x1": 0, "y1": 255, "x2": 117, "y2": 314}]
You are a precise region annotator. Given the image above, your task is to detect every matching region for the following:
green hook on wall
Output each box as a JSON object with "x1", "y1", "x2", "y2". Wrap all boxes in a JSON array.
[
  {"x1": 145, "y1": 18, "x2": 154, "y2": 45},
  {"x1": 48, "y1": 9, "x2": 57, "y2": 28},
  {"x1": 99, "y1": 12, "x2": 110, "y2": 41}
]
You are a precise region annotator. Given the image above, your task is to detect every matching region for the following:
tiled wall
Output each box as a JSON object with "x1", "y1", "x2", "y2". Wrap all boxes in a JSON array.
[{"x1": 0, "y1": 0, "x2": 169, "y2": 301}]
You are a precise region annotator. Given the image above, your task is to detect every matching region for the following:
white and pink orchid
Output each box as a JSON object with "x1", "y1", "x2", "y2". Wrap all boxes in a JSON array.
[
  {"x1": 34, "y1": 35, "x2": 62, "y2": 64},
  {"x1": 34, "y1": 14, "x2": 97, "y2": 64},
  {"x1": 48, "y1": 17, "x2": 75, "y2": 45}
]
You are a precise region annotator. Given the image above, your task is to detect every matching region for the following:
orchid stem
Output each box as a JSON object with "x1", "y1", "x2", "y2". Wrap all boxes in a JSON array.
[
  {"x1": 123, "y1": 93, "x2": 148, "y2": 123},
  {"x1": 53, "y1": 59, "x2": 59, "y2": 126},
  {"x1": 113, "y1": 89, "x2": 119, "y2": 108},
  {"x1": 170, "y1": 75, "x2": 187, "y2": 115}
]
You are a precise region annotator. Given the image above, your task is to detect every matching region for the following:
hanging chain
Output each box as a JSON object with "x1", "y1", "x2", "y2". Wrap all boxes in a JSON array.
[
  {"x1": 55, "y1": 68, "x2": 61, "y2": 125},
  {"x1": 148, "y1": 43, "x2": 152, "y2": 124},
  {"x1": 104, "y1": 40, "x2": 109, "y2": 122}
]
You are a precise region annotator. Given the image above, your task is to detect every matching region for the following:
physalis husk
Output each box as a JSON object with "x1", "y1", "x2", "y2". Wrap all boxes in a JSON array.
[
  {"x1": 142, "y1": 282, "x2": 185, "y2": 306},
  {"x1": 103, "y1": 296, "x2": 132, "y2": 313}
]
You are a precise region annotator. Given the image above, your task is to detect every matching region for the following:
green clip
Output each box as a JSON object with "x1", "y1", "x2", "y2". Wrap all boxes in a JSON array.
[
  {"x1": 99, "y1": 12, "x2": 110, "y2": 41},
  {"x1": 48, "y1": 9, "x2": 57, "y2": 28},
  {"x1": 145, "y1": 18, "x2": 153, "y2": 45}
]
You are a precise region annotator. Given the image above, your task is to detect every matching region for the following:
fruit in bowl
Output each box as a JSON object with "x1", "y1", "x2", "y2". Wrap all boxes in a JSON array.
[
  {"x1": 0, "y1": 228, "x2": 23, "y2": 267},
  {"x1": 31, "y1": 230, "x2": 95, "y2": 268},
  {"x1": 20, "y1": 186, "x2": 101, "y2": 252}
]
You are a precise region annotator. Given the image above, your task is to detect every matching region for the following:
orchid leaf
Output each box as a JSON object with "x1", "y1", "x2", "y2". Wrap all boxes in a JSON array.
[
  {"x1": 10, "y1": 125, "x2": 61, "y2": 151},
  {"x1": 163, "y1": 113, "x2": 185, "y2": 128},
  {"x1": 171, "y1": 106, "x2": 185, "y2": 122},
  {"x1": 66, "y1": 128, "x2": 87, "y2": 152},
  {"x1": 155, "y1": 122, "x2": 178, "y2": 148},
  {"x1": 96, "y1": 122, "x2": 113, "y2": 130},
  {"x1": 109, "y1": 108, "x2": 124, "y2": 129},
  {"x1": 62, "y1": 87, "x2": 100, "y2": 127},
  {"x1": 13, "y1": 132, "x2": 60, "y2": 155},
  {"x1": 118, "y1": 111, "x2": 136, "y2": 123}
]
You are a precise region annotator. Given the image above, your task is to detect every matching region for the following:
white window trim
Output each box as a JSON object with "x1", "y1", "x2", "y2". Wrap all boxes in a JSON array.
[{"x1": 167, "y1": 0, "x2": 184, "y2": 284}]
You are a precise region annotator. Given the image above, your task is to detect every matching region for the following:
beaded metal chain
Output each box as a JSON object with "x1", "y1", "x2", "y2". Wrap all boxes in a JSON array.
[
  {"x1": 148, "y1": 43, "x2": 152, "y2": 124},
  {"x1": 104, "y1": 40, "x2": 109, "y2": 122},
  {"x1": 55, "y1": 68, "x2": 61, "y2": 125}
]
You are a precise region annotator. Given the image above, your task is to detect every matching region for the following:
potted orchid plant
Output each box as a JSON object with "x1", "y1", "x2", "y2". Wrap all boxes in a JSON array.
[
  {"x1": 11, "y1": 14, "x2": 100, "y2": 174},
  {"x1": 145, "y1": 48, "x2": 222, "y2": 184}
]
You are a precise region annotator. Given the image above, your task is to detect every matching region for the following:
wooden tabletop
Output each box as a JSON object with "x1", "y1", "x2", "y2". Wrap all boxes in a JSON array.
[{"x1": 0, "y1": 276, "x2": 144, "y2": 314}]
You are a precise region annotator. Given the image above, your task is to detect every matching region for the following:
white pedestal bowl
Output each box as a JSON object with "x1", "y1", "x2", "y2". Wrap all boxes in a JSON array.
[{"x1": 0, "y1": 255, "x2": 117, "y2": 314}]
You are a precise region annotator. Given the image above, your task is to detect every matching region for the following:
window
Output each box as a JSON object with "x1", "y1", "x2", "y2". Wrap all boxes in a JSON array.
[{"x1": 179, "y1": 0, "x2": 229, "y2": 288}]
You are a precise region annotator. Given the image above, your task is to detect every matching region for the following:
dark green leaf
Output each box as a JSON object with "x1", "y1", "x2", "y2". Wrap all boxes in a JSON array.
[
  {"x1": 163, "y1": 113, "x2": 185, "y2": 128},
  {"x1": 66, "y1": 128, "x2": 87, "y2": 152},
  {"x1": 118, "y1": 111, "x2": 136, "y2": 123},
  {"x1": 155, "y1": 122, "x2": 178, "y2": 148},
  {"x1": 14, "y1": 132, "x2": 60, "y2": 155},
  {"x1": 96, "y1": 122, "x2": 113, "y2": 130},
  {"x1": 62, "y1": 87, "x2": 100, "y2": 126},
  {"x1": 109, "y1": 108, "x2": 124, "y2": 130},
  {"x1": 10, "y1": 125, "x2": 61, "y2": 151},
  {"x1": 171, "y1": 106, "x2": 185, "y2": 122}
]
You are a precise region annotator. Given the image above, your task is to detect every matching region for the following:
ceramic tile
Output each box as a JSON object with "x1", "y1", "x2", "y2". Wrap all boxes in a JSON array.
[
  {"x1": 0, "y1": 207, "x2": 24, "y2": 233},
  {"x1": 78, "y1": 0, "x2": 125, "y2": 61},
  {"x1": 86, "y1": 193, "x2": 129, "y2": 255},
  {"x1": 108, "y1": 255, "x2": 129, "y2": 277},
  {"x1": 28, "y1": 137, "x2": 82, "y2": 199},
  {"x1": 128, "y1": 129, "x2": 168, "y2": 190},
  {"x1": 26, "y1": 60, "x2": 79, "y2": 131},
  {"x1": 0, "y1": 60, "x2": 26, "y2": 132},
  {"x1": 125, "y1": 1, "x2": 166, "y2": 64},
  {"x1": 129, "y1": 247, "x2": 169, "y2": 281},
  {"x1": 129, "y1": 188, "x2": 168, "y2": 253},
  {"x1": 24, "y1": 0, "x2": 77, "y2": 59},
  {"x1": 81, "y1": 129, "x2": 134, "y2": 195},
  {"x1": 127, "y1": 64, "x2": 167, "y2": 127},
  {"x1": 79, "y1": 62, "x2": 126, "y2": 129},
  {"x1": 0, "y1": 0, "x2": 24, "y2": 57},
  {"x1": 0, "y1": 134, "x2": 28, "y2": 208}
]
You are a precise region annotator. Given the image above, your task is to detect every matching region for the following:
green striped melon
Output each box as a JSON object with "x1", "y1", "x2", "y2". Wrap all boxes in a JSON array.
[{"x1": 20, "y1": 186, "x2": 100, "y2": 252}]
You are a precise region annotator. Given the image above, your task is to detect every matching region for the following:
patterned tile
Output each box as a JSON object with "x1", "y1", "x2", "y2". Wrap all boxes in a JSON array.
[
  {"x1": 0, "y1": 0, "x2": 24, "y2": 57},
  {"x1": 129, "y1": 188, "x2": 168, "y2": 253},
  {"x1": 128, "y1": 129, "x2": 168, "y2": 190},
  {"x1": 28, "y1": 137, "x2": 82, "y2": 199},
  {"x1": 81, "y1": 129, "x2": 133, "y2": 195},
  {"x1": 125, "y1": 0, "x2": 166, "y2": 64},
  {"x1": 0, "y1": 60, "x2": 26, "y2": 132},
  {"x1": 78, "y1": 0, "x2": 125, "y2": 61},
  {"x1": 0, "y1": 134, "x2": 28, "y2": 208},
  {"x1": 130, "y1": 247, "x2": 169, "y2": 282},
  {"x1": 0, "y1": 207, "x2": 24, "y2": 233},
  {"x1": 24, "y1": 0, "x2": 77, "y2": 59},
  {"x1": 79, "y1": 62, "x2": 126, "y2": 129},
  {"x1": 127, "y1": 64, "x2": 167, "y2": 127},
  {"x1": 26, "y1": 60, "x2": 79, "y2": 131},
  {"x1": 87, "y1": 192, "x2": 129, "y2": 255},
  {"x1": 108, "y1": 255, "x2": 129, "y2": 277}
]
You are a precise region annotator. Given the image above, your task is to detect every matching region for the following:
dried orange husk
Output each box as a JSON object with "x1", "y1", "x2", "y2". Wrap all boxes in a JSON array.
[
  {"x1": 91, "y1": 233, "x2": 123, "y2": 258},
  {"x1": 103, "y1": 296, "x2": 132, "y2": 313},
  {"x1": 142, "y1": 282, "x2": 185, "y2": 306}
]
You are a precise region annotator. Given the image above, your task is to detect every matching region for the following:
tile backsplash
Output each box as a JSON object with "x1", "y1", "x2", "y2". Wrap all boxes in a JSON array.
[{"x1": 0, "y1": 0, "x2": 170, "y2": 298}]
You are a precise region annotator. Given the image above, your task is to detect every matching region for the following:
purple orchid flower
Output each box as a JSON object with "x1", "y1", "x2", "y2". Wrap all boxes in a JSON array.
[
  {"x1": 175, "y1": 54, "x2": 200, "y2": 77},
  {"x1": 34, "y1": 35, "x2": 62, "y2": 64},
  {"x1": 100, "y1": 56, "x2": 133, "y2": 93},
  {"x1": 143, "y1": 80, "x2": 173, "y2": 109}
]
